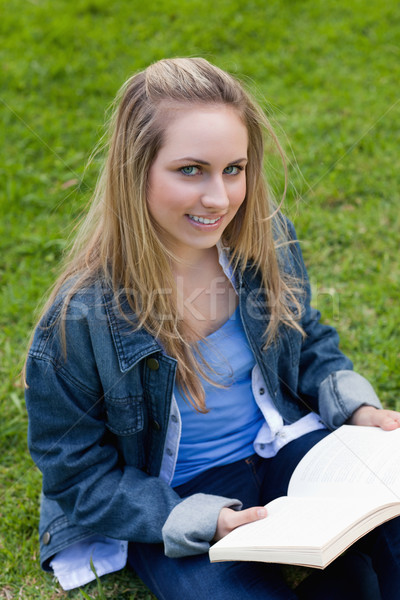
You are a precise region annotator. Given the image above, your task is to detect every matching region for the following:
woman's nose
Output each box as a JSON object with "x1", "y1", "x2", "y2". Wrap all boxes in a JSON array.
[{"x1": 200, "y1": 176, "x2": 229, "y2": 210}]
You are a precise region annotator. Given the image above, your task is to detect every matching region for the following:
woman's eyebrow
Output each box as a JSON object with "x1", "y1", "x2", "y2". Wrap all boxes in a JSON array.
[
  {"x1": 228, "y1": 157, "x2": 248, "y2": 164},
  {"x1": 171, "y1": 157, "x2": 247, "y2": 165}
]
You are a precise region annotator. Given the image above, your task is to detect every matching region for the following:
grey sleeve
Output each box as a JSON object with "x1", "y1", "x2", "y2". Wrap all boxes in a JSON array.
[
  {"x1": 319, "y1": 370, "x2": 382, "y2": 430},
  {"x1": 162, "y1": 493, "x2": 242, "y2": 558}
]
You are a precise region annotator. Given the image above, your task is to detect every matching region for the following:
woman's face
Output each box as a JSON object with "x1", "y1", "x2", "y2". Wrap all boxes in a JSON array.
[{"x1": 147, "y1": 104, "x2": 248, "y2": 260}]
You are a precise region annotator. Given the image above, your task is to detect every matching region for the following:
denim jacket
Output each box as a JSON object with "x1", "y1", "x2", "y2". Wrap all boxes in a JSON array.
[{"x1": 25, "y1": 222, "x2": 381, "y2": 572}]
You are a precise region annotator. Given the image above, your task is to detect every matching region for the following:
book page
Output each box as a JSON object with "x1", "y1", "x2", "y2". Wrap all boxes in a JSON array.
[{"x1": 288, "y1": 425, "x2": 400, "y2": 502}]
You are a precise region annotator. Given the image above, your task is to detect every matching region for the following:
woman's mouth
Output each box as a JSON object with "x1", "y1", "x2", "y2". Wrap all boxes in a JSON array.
[{"x1": 187, "y1": 214, "x2": 222, "y2": 225}]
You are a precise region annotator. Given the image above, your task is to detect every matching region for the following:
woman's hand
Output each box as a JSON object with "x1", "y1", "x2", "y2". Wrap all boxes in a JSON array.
[
  {"x1": 349, "y1": 405, "x2": 400, "y2": 430},
  {"x1": 213, "y1": 506, "x2": 267, "y2": 542}
]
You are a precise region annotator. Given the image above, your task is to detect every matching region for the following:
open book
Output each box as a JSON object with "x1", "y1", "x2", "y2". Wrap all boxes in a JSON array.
[{"x1": 209, "y1": 425, "x2": 400, "y2": 568}]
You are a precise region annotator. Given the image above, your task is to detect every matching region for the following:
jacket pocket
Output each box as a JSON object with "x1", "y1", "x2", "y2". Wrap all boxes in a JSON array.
[{"x1": 104, "y1": 396, "x2": 144, "y2": 436}]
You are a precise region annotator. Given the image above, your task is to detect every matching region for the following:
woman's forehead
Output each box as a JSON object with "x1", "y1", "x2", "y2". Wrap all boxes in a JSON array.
[{"x1": 154, "y1": 105, "x2": 248, "y2": 159}]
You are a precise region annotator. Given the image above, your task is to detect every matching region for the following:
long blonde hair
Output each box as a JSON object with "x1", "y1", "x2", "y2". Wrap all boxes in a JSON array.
[{"x1": 31, "y1": 57, "x2": 304, "y2": 412}]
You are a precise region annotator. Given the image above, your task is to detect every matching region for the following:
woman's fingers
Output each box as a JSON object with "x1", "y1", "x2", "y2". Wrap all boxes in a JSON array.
[
  {"x1": 373, "y1": 410, "x2": 400, "y2": 431},
  {"x1": 349, "y1": 405, "x2": 400, "y2": 430},
  {"x1": 214, "y1": 506, "x2": 267, "y2": 542}
]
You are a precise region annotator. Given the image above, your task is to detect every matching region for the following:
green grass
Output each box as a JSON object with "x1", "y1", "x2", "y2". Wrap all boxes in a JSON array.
[{"x1": 1, "y1": 0, "x2": 399, "y2": 597}]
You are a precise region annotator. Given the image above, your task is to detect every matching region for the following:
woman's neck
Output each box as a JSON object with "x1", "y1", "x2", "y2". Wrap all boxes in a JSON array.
[
  {"x1": 172, "y1": 245, "x2": 219, "y2": 279},
  {"x1": 171, "y1": 245, "x2": 238, "y2": 340}
]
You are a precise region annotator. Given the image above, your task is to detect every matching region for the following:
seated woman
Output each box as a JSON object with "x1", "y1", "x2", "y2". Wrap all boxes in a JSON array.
[{"x1": 25, "y1": 57, "x2": 400, "y2": 599}]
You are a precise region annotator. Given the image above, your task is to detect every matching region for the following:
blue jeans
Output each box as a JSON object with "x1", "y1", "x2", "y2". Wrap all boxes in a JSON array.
[{"x1": 128, "y1": 430, "x2": 399, "y2": 599}]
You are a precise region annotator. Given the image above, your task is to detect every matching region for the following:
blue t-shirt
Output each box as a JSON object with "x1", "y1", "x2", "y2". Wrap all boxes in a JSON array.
[{"x1": 172, "y1": 307, "x2": 264, "y2": 487}]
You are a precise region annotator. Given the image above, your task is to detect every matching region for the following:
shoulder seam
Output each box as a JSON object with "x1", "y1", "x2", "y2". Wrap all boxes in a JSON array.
[{"x1": 27, "y1": 354, "x2": 100, "y2": 398}]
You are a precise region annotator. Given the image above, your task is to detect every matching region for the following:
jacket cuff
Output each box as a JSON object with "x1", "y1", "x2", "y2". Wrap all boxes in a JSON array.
[
  {"x1": 319, "y1": 370, "x2": 382, "y2": 430},
  {"x1": 162, "y1": 493, "x2": 242, "y2": 558}
]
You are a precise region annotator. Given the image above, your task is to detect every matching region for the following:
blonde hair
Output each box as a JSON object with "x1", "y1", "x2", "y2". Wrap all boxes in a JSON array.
[{"x1": 30, "y1": 57, "x2": 304, "y2": 412}]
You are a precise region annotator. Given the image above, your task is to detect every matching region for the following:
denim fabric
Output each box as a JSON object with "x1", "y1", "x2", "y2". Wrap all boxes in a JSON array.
[{"x1": 25, "y1": 220, "x2": 379, "y2": 571}]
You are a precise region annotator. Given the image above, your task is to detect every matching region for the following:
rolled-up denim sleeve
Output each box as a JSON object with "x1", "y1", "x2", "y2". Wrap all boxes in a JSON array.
[
  {"x1": 319, "y1": 370, "x2": 382, "y2": 429},
  {"x1": 162, "y1": 494, "x2": 242, "y2": 557}
]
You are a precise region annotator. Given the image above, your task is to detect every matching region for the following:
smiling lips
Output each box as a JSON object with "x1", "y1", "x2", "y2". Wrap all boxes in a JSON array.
[{"x1": 187, "y1": 214, "x2": 222, "y2": 225}]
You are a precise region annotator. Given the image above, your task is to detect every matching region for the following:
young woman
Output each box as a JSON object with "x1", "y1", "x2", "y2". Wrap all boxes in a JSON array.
[{"x1": 25, "y1": 58, "x2": 400, "y2": 599}]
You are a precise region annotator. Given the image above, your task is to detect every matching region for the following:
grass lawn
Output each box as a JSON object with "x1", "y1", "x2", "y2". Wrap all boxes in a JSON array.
[{"x1": 1, "y1": 0, "x2": 399, "y2": 597}]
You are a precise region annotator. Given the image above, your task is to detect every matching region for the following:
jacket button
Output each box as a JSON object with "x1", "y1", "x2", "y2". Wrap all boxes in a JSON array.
[
  {"x1": 151, "y1": 419, "x2": 161, "y2": 431},
  {"x1": 259, "y1": 388, "x2": 265, "y2": 395},
  {"x1": 147, "y1": 357, "x2": 160, "y2": 371},
  {"x1": 42, "y1": 531, "x2": 51, "y2": 545}
]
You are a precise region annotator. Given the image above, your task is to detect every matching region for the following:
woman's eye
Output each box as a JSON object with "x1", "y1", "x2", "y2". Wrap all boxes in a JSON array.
[
  {"x1": 180, "y1": 166, "x2": 200, "y2": 176},
  {"x1": 223, "y1": 165, "x2": 242, "y2": 175}
]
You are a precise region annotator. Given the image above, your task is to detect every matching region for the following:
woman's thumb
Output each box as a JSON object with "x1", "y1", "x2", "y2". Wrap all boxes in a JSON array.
[{"x1": 235, "y1": 506, "x2": 267, "y2": 527}]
